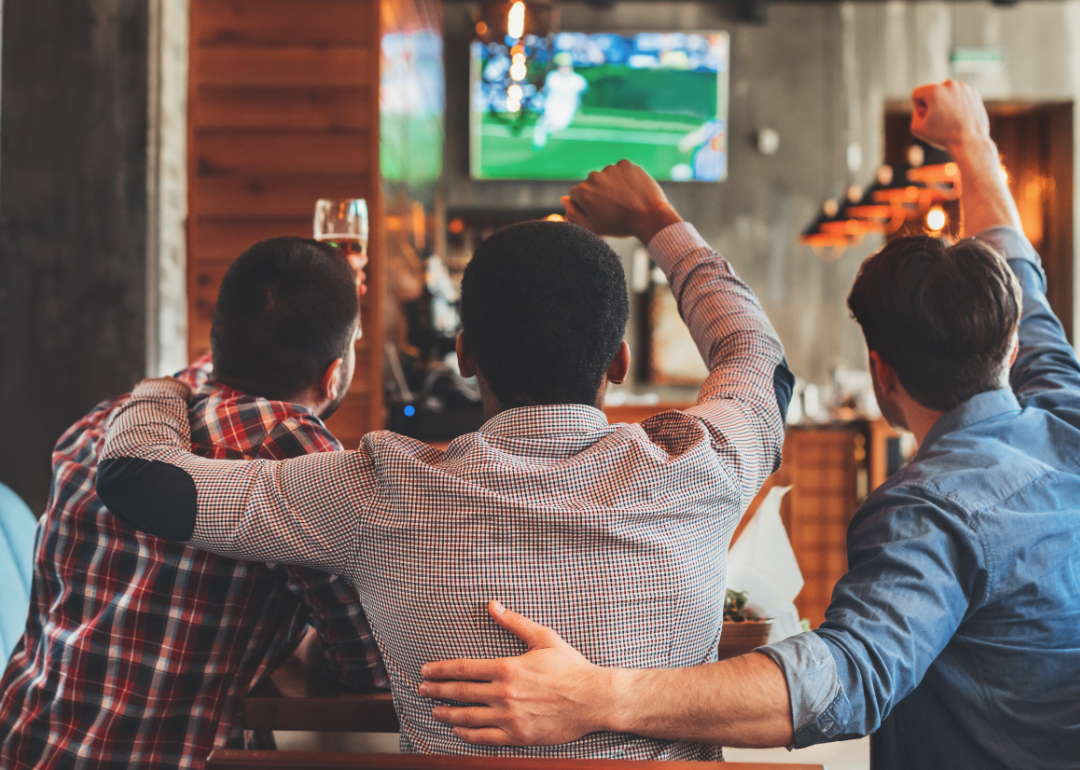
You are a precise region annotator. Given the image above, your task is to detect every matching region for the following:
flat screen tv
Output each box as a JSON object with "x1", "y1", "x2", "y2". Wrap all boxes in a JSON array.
[{"x1": 470, "y1": 31, "x2": 730, "y2": 182}]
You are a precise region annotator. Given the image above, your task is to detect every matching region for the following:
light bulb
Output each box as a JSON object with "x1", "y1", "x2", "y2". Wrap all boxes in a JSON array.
[
  {"x1": 508, "y1": 1, "x2": 525, "y2": 39},
  {"x1": 510, "y1": 59, "x2": 527, "y2": 81},
  {"x1": 925, "y1": 205, "x2": 947, "y2": 233},
  {"x1": 506, "y1": 83, "x2": 523, "y2": 112}
]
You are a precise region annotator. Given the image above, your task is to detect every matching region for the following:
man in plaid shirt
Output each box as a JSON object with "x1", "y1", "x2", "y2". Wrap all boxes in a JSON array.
[
  {"x1": 0, "y1": 238, "x2": 386, "y2": 769},
  {"x1": 97, "y1": 161, "x2": 793, "y2": 759}
]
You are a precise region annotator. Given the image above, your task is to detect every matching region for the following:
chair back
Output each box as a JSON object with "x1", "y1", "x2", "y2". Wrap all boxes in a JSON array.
[{"x1": 0, "y1": 482, "x2": 36, "y2": 662}]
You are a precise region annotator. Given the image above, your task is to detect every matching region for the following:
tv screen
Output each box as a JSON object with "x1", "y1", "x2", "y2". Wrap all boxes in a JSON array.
[{"x1": 470, "y1": 31, "x2": 730, "y2": 182}]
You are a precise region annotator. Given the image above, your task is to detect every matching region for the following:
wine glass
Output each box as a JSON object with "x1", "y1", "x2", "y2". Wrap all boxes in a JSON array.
[{"x1": 314, "y1": 198, "x2": 369, "y2": 300}]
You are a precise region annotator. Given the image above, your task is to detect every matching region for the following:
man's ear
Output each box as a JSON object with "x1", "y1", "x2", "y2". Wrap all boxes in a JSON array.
[
  {"x1": 456, "y1": 331, "x2": 477, "y2": 378},
  {"x1": 607, "y1": 340, "x2": 631, "y2": 385},
  {"x1": 320, "y1": 357, "x2": 345, "y2": 401},
  {"x1": 1008, "y1": 333, "x2": 1020, "y2": 367},
  {"x1": 869, "y1": 351, "x2": 899, "y2": 397}
]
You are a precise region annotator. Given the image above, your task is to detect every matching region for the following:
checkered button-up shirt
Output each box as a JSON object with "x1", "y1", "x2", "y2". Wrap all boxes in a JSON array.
[
  {"x1": 0, "y1": 358, "x2": 386, "y2": 770},
  {"x1": 99, "y1": 223, "x2": 788, "y2": 759}
]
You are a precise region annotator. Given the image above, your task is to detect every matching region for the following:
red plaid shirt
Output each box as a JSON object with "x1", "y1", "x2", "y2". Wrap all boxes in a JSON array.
[
  {"x1": 100, "y1": 224, "x2": 788, "y2": 760},
  {"x1": 0, "y1": 358, "x2": 386, "y2": 769}
]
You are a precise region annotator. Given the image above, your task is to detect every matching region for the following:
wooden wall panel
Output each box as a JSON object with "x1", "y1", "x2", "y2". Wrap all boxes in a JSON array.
[
  {"x1": 189, "y1": 0, "x2": 385, "y2": 444},
  {"x1": 197, "y1": 132, "x2": 373, "y2": 175},
  {"x1": 196, "y1": 87, "x2": 374, "y2": 130},
  {"x1": 193, "y1": 0, "x2": 379, "y2": 46},
  {"x1": 737, "y1": 425, "x2": 867, "y2": 630},
  {"x1": 198, "y1": 49, "x2": 378, "y2": 86}
]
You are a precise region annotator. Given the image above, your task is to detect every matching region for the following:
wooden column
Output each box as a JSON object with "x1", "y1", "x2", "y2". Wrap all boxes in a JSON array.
[{"x1": 188, "y1": 0, "x2": 385, "y2": 446}]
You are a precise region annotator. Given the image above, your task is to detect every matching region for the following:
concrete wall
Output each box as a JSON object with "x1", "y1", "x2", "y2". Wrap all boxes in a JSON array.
[
  {"x1": 0, "y1": 1, "x2": 161, "y2": 514},
  {"x1": 443, "y1": 0, "x2": 1080, "y2": 394}
]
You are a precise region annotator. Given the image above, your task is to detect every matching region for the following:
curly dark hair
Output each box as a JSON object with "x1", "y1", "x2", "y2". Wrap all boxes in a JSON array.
[
  {"x1": 460, "y1": 220, "x2": 630, "y2": 409},
  {"x1": 847, "y1": 235, "x2": 1021, "y2": 412},
  {"x1": 211, "y1": 237, "x2": 358, "y2": 401}
]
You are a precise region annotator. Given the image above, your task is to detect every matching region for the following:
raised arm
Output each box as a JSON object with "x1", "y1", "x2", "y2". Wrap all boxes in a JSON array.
[
  {"x1": 911, "y1": 81, "x2": 1080, "y2": 403},
  {"x1": 910, "y1": 80, "x2": 1020, "y2": 236},
  {"x1": 565, "y1": 160, "x2": 792, "y2": 506},
  {"x1": 96, "y1": 378, "x2": 366, "y2": 575}
]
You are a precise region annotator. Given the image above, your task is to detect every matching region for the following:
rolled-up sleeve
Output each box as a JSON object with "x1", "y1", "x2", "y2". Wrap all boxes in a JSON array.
[
  {"x1": 756, "y1": 486, "x2": 981, "y2": 748},
  {"x1": 758, "y1": 631, "x2": 851, "y2": 746}
]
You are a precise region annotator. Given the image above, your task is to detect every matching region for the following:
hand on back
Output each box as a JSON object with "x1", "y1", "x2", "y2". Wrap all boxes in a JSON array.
[
  {"x1": 562, "y1": 159, "x2": 682, "y2": 244},
  {"x1": 910, "y1": 79, "x2": 991, "y2": 153}
]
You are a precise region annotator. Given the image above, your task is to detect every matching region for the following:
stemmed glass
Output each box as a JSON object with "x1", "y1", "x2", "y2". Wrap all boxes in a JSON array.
[{"x1": 314, "y1": 198, "x2": 369, "y2": 310}]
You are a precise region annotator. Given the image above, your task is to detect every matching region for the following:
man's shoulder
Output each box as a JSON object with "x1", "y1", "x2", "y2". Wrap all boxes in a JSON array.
[
  {"x1": 191, "y1": 386, "x2": 338, "y2": 459},
  {"x1": 859, "y1": 416, "x2": 1064, "y2": 538},
  {"x1": 53, "y1": 393, "x2": 131, "y2": 465}
]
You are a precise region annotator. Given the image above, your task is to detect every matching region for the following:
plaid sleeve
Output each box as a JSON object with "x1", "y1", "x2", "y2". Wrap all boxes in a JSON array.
[
  {"x1": 258, "y1": 415, "x2": 388, "y2": 689},
  {"x1": 647, "y1": 222, "x2": 789, "y2": 508},
  {"x1": 99, "y1": 380, "x2": 372, "y2": 576}
]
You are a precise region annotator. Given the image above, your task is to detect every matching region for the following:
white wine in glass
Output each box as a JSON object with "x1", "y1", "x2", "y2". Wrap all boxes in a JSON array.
[{"x1": 314, "y1": 198, "x2": 369, "y2": 300}]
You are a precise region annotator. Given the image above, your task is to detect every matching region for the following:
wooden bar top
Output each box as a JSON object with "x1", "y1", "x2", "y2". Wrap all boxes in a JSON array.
[{"x1": 208, "y1": 749, "x2": 823, "y2": 769}]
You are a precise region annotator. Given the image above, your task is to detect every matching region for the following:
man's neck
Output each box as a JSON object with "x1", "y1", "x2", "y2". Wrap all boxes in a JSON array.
[{"x1": 904, "y1": 404, "x2": 945, "y2": 448}]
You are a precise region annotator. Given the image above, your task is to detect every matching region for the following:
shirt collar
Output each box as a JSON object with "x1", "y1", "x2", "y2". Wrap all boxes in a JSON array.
[
  {"x1": 917, "y1": 387, "x2": 1021, "y2": 457},
  {"x1": 193, "y1": 379, "x2": 318, "y2": 418},
  {"x1": 479, "y1": 403, "x2": 610, "y2": 438}
]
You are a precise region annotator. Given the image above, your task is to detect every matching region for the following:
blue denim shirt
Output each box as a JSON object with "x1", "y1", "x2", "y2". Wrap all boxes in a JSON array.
[{"x1": 761, "y1": 227, "x2": 1080, "y2": 769}]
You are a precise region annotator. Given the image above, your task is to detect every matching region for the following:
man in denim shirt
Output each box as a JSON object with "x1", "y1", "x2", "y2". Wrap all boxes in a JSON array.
[{"x1": 419, "y1": 80, "x2": 1080, "y2": 769}]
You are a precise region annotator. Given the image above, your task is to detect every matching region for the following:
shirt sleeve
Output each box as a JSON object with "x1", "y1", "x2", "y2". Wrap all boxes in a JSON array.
[
  {"x1": 255, "y1": 413, "x2": 388, "y2": 690},
  {"x1": 758, "y1": 486, "x2": 982, "y2": 747},
  {"x1": 96, "y1": 379, "x2": 372, "y2": 578},
  {"x1": 647, "y1": 222, "x2": 792, "y2": 508},
  {"x1": 977, "y1": 226, "x2": 1080, "y2": 412}
]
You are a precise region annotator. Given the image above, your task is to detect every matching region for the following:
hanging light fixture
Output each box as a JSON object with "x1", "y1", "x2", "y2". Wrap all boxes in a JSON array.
[
  {"x1": 924, "y1": 204, "x2": 948, "y2": 236},
  {"x1": 845, "y1": 165, "x2": 908, "y2": 235},
  {"x1": 472, "y1": 1, "x2": 557, "y2": 43},
  {"x1": 472, "y1": 1, "x2": 558, "y2": 128},
  {"x1": 800, "y1": 199, "x2": 858, "y2": 259}
]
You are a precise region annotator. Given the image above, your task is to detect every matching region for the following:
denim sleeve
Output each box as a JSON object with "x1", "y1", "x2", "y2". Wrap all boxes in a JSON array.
[
  {"x1": 758, "y1": 486, "x2": 983, "y2": 747},
  {"x1": 977, "y1": 227, "x2": 1080, "y2": 410}
]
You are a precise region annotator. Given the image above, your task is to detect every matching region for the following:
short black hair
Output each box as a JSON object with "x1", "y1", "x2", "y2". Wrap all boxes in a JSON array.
[
  {"x1": 847, "y1": 235, "x2": 1021, "y2": 412},
  {"x1": 460, "y1": 220, "x2": 629, "y2": 408},
  {"x1": 211, "y1": 237, "x2": 358, "y2": 401}
]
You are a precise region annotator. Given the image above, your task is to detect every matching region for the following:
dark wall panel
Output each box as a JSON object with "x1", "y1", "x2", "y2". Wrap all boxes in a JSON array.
[{"x1": 0, "y1": 1, "x2": 150, "y2": 514}]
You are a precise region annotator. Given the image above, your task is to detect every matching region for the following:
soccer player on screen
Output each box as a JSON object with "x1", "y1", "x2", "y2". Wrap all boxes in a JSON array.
[{"x1": 532, "y1": 53, "x2": 588, "y2": 151}]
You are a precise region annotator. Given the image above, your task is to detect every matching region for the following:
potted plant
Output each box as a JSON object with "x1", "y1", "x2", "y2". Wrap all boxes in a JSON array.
[{"x1": 718, "y1": 588, "x2": 773, "y2": 660}]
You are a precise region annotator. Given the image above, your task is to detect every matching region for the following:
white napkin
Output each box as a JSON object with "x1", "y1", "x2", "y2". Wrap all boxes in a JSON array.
[{"x1": 727, "y1": 485, "x2": 805, "y2": 643}]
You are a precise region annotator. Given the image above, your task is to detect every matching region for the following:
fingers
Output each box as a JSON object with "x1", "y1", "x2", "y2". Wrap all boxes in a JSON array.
[
  {"x1": 562, "y1": 195, "x2": 587, "y2": 227},
  {"x1": 419, "y1": 679, "x2": 495, "y2": 703},
  {"x1": 431, "y1": 705, "x2": 497, "y2": 728},
  {"x1": 487, "y1": 600, "x2": 562, "y2": 650},
  {"x1": 421, "y1": 657, "x2": 503, "y2": 683},
  {"x1": 452, "y1": 727, "x2": 517, "y2": 747}
]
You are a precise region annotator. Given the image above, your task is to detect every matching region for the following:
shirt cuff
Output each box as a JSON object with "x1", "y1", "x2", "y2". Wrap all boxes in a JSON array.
[
  {"x1": 975, "y1": 225, "x2": 1047, "y2": 294},
  {"x1": 758, "y1": 631, "x2": 852, "y2": 748},
  {"x1": 646, "y1": 221, "x2": 710, "y2": 275},
  {"x1": 975, "y1": 226, "x2": 1042, "y2": 266},
  {"x1": 132, "y1": 378, "x2": 194, "y2": 402}
]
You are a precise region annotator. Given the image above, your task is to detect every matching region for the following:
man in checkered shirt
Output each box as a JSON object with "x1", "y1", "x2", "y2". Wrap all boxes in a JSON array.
[
  {"x1": 97, "y1": 160, "x2": 793, "y2": 759},
  {"x1": 0, "y1": 238, "x2": 386, "y2": 769}
]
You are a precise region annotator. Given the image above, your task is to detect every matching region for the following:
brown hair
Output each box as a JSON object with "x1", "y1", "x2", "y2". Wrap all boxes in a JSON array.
[{"x1": 847, "y1": 235, "x2": 1021, "y2": 412}]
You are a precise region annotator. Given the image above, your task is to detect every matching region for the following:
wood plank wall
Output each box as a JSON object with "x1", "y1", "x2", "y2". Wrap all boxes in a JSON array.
[
  {"x1": 188, "y1": 0, "x2": 384, "y2": 447},
  {"x1": 737, "y1": 425, "x2": 868, "y2": 630}
]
